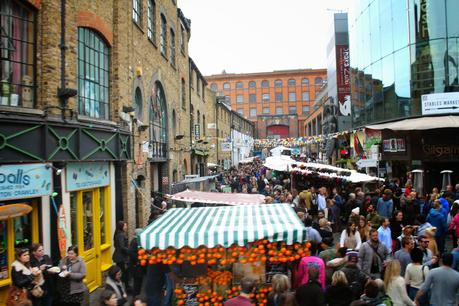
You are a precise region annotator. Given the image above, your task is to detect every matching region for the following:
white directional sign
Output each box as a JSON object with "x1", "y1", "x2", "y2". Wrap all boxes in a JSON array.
[
  {"x1": 421, "y1": 92, "x2": 459, "y2": 115},
  {"x1": 356, "y1": 159, "x2": 378, "y2": 169}
]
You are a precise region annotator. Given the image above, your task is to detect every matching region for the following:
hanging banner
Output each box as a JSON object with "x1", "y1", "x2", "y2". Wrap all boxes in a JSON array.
[
  {"x1": 336, "y1": 45, "x2": 351, "y2": 116},
  {"x1": 66, "y1": 162, "x2": 110, "y2": 192},
  {"x1": 0, "y1": 163, "x2": 52, "y2": 201}
]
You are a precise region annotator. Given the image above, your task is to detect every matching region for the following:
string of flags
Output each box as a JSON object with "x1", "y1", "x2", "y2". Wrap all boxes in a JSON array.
[{"x1": 254, "y1": 130, "x2": 353, "y2": 148}]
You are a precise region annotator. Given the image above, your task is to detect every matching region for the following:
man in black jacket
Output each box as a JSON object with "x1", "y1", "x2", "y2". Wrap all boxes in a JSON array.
[
  {"x1": 295, "y1": 266, "x2": 325, "y2": 306},
  {"x1": 340, "y1": 251, "x2": 369, "y2": 299}
]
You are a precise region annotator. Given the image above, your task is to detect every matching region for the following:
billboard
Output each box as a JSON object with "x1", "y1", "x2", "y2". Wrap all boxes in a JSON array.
[{"x1": 336, "y1": 45, "x2": 351, "y2": 116}]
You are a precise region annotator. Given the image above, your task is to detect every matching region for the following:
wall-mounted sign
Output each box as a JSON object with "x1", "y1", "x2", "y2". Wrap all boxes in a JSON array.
[
  {"x1": 221, "y1": 142, "x2": 232, "y2": 152},
  {"x1": 0, "y1": 163, "x2": 52, "y2": 201},
  {"x1": 66, "y1": 162, "x2": 110, "y2": 192},
  {"x1": 207, "y1": 123, "x2": 216, "y2": 129},
  {"x1": 421, "y1": 92, "x2": 459, "y2": 115}
]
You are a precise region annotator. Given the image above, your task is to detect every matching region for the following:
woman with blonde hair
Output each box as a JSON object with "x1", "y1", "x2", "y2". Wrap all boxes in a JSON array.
[
  {"x1": 267, "y1": 274, "x2": 296, "y2": 306},
  {"x1": 325, "y1": 271, "x2": 353, "y2": 306},
  {"x1": 384, "y1": 260, "x2": 415, "y2": 306}
]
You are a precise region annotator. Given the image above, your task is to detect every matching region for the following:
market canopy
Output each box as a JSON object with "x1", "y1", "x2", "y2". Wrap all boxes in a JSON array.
[
  {"x1": 365, "y1": 115, "x2": 459, "y2": 130},
  {"x1": 139, "y1": 204, "x2": 308, "y2": 250},
  {"x1": 169, "y1": 189, "x2": 265, "y2": 205}
]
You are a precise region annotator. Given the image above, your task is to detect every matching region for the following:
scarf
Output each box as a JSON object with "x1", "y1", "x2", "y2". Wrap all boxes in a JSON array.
[{"x1": 105, "y1": 276, "x2": 126, "y2": 298}]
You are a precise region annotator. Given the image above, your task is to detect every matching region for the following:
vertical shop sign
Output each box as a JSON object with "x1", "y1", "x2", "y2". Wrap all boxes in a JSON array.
[{"x1": 336, "y1": 45, "x2": 351, "y2": 116}]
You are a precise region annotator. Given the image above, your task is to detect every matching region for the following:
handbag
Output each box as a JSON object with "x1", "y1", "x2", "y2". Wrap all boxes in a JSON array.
[
  {"x1": 6, "y1": 286, "x2": 32, "y2": 306},
  {"x1": 30, "y1": 285, "x2": 44, "y2": 298}
]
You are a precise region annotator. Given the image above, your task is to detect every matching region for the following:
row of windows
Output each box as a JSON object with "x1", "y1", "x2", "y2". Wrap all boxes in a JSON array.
[
  {"x1": 228, "y1": 92, "x2": 311, "y2": 104},
  {"x1": 237, "y1": 106, "x2": 310, "y2": 117},
  {"x1": 133, "y1": 0, "x2": 186, "y2": 67},
  {"x1": 211, "y1": 77, "x2": 323, "y2": 91}
]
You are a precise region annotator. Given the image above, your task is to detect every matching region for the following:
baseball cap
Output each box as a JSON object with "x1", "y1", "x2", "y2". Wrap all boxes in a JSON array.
[{"x1": 347, "y1": 251, "x2": 359, "y2": 263}]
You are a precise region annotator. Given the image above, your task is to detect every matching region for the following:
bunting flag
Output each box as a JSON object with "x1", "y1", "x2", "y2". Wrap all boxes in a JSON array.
[{"x1": 254, "y1": 130, "x2": 353, "y2": 149}]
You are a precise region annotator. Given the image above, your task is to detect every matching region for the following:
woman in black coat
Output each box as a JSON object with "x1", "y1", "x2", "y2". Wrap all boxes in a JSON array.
[
  {"x1": 30, "y1": 243, "x2": 55, "y2": 306},
  {"x1": 325, "y1": 271, "x2": 354, "y2": 306},
  {"x1": 112, "y1": 221, "x2": 129, "y2": 288},
  {"x1": 9, "y1": 248, "x2": 41, "y2": 304}
]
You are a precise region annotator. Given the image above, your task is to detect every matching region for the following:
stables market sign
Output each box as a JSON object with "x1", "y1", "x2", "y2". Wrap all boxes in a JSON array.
[{"x1": 422, "y1": 144, "x2": 459, "y2": 158}]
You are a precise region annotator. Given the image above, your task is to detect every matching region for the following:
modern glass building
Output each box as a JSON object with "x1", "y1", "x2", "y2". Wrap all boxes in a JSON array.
[{"x1": 349, "y1": 0, "x2": 459, "y2": 127}]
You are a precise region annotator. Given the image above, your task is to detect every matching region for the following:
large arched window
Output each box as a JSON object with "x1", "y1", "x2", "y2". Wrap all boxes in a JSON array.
[
  {"x1": 315, "y1": 77, "x2": 323, "y2": 86},
  {"x1": 77, "y1": 27, "x2": 110, "y2": 119},
  {"x1": 150, "y1": 82, "x2": 167, "y2": 159}
]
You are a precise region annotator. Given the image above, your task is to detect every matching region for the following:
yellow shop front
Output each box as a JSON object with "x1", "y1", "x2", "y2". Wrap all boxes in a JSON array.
[
  {"x1": 64, "y1": 162, "x2": 115, "y2": 292},
  {"x1": 0, "y1": 163, "x2": 52, "y2": 304}
]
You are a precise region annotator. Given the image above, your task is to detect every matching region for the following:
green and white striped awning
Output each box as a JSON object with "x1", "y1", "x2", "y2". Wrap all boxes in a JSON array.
[{"x1": 139, "y1": 204, "x2": 308, "y2": 250}]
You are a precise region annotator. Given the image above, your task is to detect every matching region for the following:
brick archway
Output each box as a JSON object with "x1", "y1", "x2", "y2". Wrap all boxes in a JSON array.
[{"x1": 76, "y1": 11, "x2": 113, "y2": 46}]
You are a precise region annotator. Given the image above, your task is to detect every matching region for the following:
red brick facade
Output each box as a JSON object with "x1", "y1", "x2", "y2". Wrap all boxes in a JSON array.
[{"x1": 76, "y1": 11, "x2": 113, "y2": 46}]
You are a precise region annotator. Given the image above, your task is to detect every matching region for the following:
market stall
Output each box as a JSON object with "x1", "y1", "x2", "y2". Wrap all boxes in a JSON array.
[{"x1": 139, "y1": 204, "x2": 310, "y2": 306}]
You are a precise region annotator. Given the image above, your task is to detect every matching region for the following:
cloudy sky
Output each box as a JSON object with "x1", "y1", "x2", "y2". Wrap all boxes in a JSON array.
[{"x1": 178, "y1": 0, "x2": 350, "y2": 76}]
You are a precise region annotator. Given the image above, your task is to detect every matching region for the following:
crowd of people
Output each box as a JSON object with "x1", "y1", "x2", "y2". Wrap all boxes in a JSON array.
[{"x1": 6, "y1": 156, "x2": 459, "y2": 306}]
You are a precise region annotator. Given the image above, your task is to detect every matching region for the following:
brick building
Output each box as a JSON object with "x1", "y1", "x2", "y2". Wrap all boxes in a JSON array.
[
  {"x1": 0, "y1": 0, "x2": 206, "y2": 297},
  {"x1": 206, "y1": 69, "x2": 327, "y2": 138}
]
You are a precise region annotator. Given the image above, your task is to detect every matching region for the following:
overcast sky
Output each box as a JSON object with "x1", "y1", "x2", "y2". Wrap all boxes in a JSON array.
[{"x1": 178, "y1": 0, "x2": 350, "y2": 76}]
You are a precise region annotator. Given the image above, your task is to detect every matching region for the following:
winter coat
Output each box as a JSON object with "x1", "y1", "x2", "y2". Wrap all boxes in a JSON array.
[
  {"x1": 113, "y1": 231, "x2": 129, "y2": 264},
  {"x1": 11, "y1": 260, "x2": 34, "y2": 289},
  {"x1": 427, "y1": 209, "x2": 447, "y2": 237},
  {"x1": 58, "y1": 256, "x2": 87, "y2": 295}
]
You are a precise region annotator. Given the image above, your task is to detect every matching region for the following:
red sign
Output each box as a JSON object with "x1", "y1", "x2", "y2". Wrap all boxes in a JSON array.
[{"x1": 336, "y1": 45, "x2": 351, "y2": 116}]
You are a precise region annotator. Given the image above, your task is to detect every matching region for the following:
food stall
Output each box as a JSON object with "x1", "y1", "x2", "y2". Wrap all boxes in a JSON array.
[
  {"x1": 139, "y1": 204, "x2": 310, "y2": 306},
  {"x1": 169, "y1": 189, "x2": 266, "y2": 208}
]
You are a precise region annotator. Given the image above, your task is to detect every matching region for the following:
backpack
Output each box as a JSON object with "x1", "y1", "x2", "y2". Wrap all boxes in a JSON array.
[{"x1": 381, "y1": 294, "x2": 393, "y2": 306}]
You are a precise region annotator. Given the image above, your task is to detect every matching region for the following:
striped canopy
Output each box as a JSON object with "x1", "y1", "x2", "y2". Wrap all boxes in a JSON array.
[
  {"x1": 139, "y1": 204, "x2": 308, "y2": 250},
  {"x1": 169, "y1": 190, "x2": 266, "y2": 205}
]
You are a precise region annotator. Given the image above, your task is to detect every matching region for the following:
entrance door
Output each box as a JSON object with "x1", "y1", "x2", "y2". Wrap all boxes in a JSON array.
[{"x1": 71, "y1": 189, "x2": 107, "y2": 292}]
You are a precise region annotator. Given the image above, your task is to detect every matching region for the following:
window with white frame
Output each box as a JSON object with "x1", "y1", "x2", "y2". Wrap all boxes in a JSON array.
[
  {"x1": 236, "y1": 95, "x2": 243, "y2": 103},
  {"x1": 276, "y1": 107, "x2": 283, "y2": 115},
  {"x1": 262, "y1": 93, "x2": 269, "y2": 102}
]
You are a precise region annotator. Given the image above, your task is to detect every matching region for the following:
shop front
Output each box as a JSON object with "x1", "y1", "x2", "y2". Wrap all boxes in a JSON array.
[
  {"x1": 64, "y1": 162, "x2": 114, "y2": 292},
  {"x1": 0, "y1": 163, "x2": 53, "y2": 302}
]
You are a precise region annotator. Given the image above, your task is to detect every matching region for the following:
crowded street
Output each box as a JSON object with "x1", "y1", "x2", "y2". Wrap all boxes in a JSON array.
[{"x1": 1, "y1": 0, "x2": 459, "y2": 305}]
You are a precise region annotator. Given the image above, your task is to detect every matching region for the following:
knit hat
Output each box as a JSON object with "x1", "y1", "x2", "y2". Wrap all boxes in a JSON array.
[
  {"x1": 351, "y1": 207, "x2": 360, "y2": 215},
  {"x1": 347, "y1": 251, "x2": 359, "y2": 263}
]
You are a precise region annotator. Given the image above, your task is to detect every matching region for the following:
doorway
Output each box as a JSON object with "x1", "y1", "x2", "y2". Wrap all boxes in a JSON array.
[{"x1": 70, "y1": 187, "x2": 111, "y2": 292}]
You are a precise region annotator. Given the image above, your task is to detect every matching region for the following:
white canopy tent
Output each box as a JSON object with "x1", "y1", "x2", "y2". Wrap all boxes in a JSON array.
[
  {"x1": 264, "y1": 156, "x2": 383, "y2": 183},
  {"x1": 270, "y1": 146, "x2": 292, "y2": 157}
]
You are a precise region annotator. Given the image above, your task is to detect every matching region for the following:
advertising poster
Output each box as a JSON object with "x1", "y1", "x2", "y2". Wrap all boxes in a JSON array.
[{"x1": 336, "y1": 45, "x2": 351, "y2": 116}]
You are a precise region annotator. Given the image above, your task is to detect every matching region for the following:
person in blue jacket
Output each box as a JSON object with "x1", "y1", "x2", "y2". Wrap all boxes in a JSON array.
[{"x1": 427, "y1": 200, "x2": 447, "y2": 255}]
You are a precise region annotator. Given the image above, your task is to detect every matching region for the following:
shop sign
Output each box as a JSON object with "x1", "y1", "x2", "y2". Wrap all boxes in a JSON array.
[
  {"x1": 66, "y1": 162, "x2": 110, "y2": 192},
  {"x1": 356, "y1": 159, "x2": 378, "y2": 168},
  {"x1": 182, "y1": 284, "x2": 199, "y2": 306},
  {"x1": 336, "y1": 45, "x2": 351, "y2": 116},
  {"x1": 421, "y1": 92, "x2": 459, "y2": 115},
  {"x1": 422, "y1": 144, "x2": 459, "y2": 158},
  {"x1": 0, "y1": 163, "x2": 52, "y2": 201}
]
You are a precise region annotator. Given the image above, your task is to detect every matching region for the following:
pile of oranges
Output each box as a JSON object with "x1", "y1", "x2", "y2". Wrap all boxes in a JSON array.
[
  {"x1": 225, "y1": 285, "x2": 272, "y2": 306},
  {"x1": 207, "y1": 269, "x2": 233, "y2": 286},
  {"x1": 137, "y1": 239, "x2": 311, "y2": 266}
]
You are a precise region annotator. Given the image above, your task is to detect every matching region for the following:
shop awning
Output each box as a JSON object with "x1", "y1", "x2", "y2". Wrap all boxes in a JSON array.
[
  {"x1": 365, "y1": 115, "x2": 459, "y2": 130},
  {"x1": 169, "y1": 189, "x2": 265, "y2": 205},
  {"x1": 139, "y1": 204, "x2": 307, "y2": 250}
]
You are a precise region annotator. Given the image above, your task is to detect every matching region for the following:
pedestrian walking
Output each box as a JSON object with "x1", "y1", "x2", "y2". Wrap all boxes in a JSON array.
[
  {"x1": 377, "y1": 218, "x2": 392, "y2": 254},
  {"x1": 113, "y1": 221, "x2": 130, "y2": 290},
  {"x1": 377, "y1": 189, "x2": 394, "y2": 219},
  {"x1": 404, "y1": 248, "x2": 429, "y2": 306},
  {"x1": 295, "y1": 266, "x2": 325, "y2": 306},
  {"x1": 394, "y1": 237, "x2": 414, "y2": 277},
  {"x1": 57, "y1": 245, "x2": 87, "y2": 306},
  {"x1": 224, "y1": 277, "x2": 256, "y2": 306},
  {"x1": 384, "y1": 260, "x2": 415, "y2": 306},
  {"x1": 267, "y1": 274, "x2": 296, "y2": 306},
  {"x1": 359, "y1": 229, "x2": 389, "y2": 279},
  {"x1": 339, "y1": 251, "x2": 368, "y2": 299},
  {"x1": 339, "y1": 222, "x2": 362, "y2": 250}
]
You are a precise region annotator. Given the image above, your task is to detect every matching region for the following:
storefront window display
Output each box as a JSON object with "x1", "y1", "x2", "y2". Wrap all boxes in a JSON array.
[
  {"x1": 0, "y1": 221, "x2": 8, "y2": 281},
  {"x1": 83, "y1": 191, "x2": 94, "y2": 251}
]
